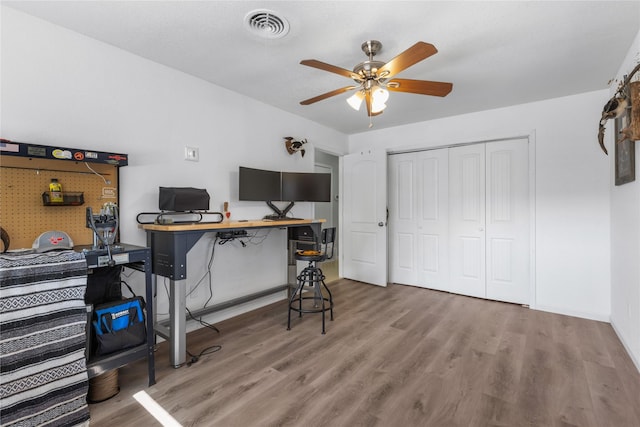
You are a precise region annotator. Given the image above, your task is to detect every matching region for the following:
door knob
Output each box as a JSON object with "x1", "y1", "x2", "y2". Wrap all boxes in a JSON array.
[{"x1": 378, "y1": 222, "x2": 384, "y2": 227}]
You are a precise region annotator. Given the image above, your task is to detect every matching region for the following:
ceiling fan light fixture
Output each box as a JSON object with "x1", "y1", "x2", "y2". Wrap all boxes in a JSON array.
[
  {"x1": 372, "y1": 86, "x2": 389, "y2": 104},
  {"x1": 371, "y1": 102, "x2": 387, "y2": 114},
  {"x1": 347, "y1": 90, "x2": 365, "y2": 111},
  {"x1": 371, "y1": 85, "x2": 389, "y2": 112}
]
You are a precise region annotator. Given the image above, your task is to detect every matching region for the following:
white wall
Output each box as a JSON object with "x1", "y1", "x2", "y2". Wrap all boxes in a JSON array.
[
  {"x1": 349, "y1": 90, "x2": 612, "y2": 321},
  {"x1": 610, "y1": 30, "x2": 640, "y2": 371},
  {"x1": 1, "y1": 7, "x2": 348, "y2": 327}
]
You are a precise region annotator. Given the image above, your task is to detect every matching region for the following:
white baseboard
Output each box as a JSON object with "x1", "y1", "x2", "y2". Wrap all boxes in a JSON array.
[
  {"x1": 610, "y1": 319, "x2": 640, "y2": 374},
  {"x1": 533, "y1": 304, "x2": 610, "y2": 323}
]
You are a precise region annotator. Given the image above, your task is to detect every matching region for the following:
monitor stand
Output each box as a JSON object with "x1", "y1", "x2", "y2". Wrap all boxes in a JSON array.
[{"x1": 265, "y1": 201, "x2": 295, "y2": 220}]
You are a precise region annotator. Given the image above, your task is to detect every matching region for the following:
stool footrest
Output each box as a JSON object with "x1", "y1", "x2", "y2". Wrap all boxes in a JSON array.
[{"x1": 288, "y1": 296, "x2": 333, "y2": 314}]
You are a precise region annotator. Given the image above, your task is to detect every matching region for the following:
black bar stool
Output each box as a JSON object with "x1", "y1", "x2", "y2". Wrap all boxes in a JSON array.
[{"x1": 287, "y1": 227, "x2": 336, "y2": 334}]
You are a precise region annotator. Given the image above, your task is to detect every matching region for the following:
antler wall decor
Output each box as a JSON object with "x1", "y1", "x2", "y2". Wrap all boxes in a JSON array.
[{"x1": 598, "y1": 61, "x2": 640, "y2": 155}]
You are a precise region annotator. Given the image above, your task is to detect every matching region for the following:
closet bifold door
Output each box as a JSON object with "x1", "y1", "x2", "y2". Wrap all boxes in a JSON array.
[
  {"x1": 484, "y1": 139, "x2": 530, "y2": 304},
  {"x1": 388, "y1": 149, "x2": 449, "y2": 290},
  {"x1": 448, "y1": 139, "x2": 530, "y2": 304},
  {"x1": 448, "y1": 144, "x2": 486, "y2": 298},
  {"x1": 416, "y1": 149, "x2": 449, "y2": 290},
  {"x1": 389, "y1": 153, "x2": 418, "y2": 285},
  {"x1": 389, "y1": 138, "x2": 529, "y2": 305}
]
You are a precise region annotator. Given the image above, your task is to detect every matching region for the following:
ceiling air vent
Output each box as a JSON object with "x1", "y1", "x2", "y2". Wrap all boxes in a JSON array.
[{"x1": 244, "y1": 9, "x2": 290, "y2": 39}]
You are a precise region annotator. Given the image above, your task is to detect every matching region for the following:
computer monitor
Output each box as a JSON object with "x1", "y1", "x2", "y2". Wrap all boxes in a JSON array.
[
  {"x1": 238, "y1": 167, "x2": 282, "y2": 201},
  {"x1": 239, "y1": 166, "x2": 331, "y2": 220},
  {"x1": 281, "y1": 172, "x2": 331, "y2": 202}
]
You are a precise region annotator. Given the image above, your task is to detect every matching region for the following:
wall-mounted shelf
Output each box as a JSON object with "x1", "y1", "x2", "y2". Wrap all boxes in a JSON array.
[
  {"x1": 1, "y1": 139, "x2": 128, "y2": 166},
  {"x1": 42, "y1": 191, "x2": 85, "y2": 206},
  {"x1": 1, "y1": 140, "x2": 126, "y2": 249}
]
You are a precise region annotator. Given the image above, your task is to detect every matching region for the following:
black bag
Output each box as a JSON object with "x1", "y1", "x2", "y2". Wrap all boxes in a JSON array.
[
  {"x1": 85, "y1": 265, "x2": 123, "y2": 305},
  {"x1": 159, "y1": 187, "x2": 210, "y2": 212},
  {"x1": 92, "y1": 297, "x2": 146, "y2": 356}
]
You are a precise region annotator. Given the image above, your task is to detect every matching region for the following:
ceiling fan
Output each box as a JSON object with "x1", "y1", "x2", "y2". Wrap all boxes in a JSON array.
[{"x1": 299, "y1": 40, "x2": 453, "y2": 120}]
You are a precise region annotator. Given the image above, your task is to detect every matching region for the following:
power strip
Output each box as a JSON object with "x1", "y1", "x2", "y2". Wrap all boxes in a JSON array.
[{"x1": 217, "y1": 230, "x2": 248, "y2": 240}]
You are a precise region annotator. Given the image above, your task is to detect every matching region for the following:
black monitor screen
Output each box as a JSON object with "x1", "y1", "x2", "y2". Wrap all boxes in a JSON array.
[
  {"x1": 238, "y1": 167, "x2": 282, "y2": 201},
  {"x1": 282, "y1": 172, "x2": 331, "y2": 202}
]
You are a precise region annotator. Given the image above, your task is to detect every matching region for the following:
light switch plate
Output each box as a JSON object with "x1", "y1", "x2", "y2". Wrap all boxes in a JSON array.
[{"x1": 185, "y1": 146, "x2": 199, "y2": 162}]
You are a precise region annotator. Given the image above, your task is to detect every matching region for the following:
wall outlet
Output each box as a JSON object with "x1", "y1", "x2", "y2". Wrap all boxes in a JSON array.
[{"x1": 185, "y1": 146, "x2": 199, "y2": 162}]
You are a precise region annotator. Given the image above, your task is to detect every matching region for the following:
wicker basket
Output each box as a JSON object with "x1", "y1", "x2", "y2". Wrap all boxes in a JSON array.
[{"x1": 88, "y1": 369, "x2": 120, "y2": 403}]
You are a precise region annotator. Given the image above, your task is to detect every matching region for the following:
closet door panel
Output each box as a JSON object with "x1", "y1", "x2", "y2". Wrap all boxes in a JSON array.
[
  {"x1": 389, "y1": 154, "x2": 417, "y2": 285},
  {"x1": 485, "y1": 139, "x2": 529, "y2": 304},
  {"x1": 417, "y1": 150, "x2": 449, "y2": 291},
  {"x1": 449, "y1": 144, "x2": 486, "y2": 298}
]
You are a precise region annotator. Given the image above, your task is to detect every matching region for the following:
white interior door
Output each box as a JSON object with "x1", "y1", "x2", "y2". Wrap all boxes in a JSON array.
[
  {"x1": 449, "y1": 144, "x2": 486, "y2": 298},
  {"x1": 485, "y1": 139, "x2": 529, "y2": 304},
  {"x1": 342, "y1": 149, "x2": 388, "y2": 286}
]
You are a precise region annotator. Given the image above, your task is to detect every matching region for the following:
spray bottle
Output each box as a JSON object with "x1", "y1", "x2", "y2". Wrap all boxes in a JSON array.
[{"x1": 49, "y1": 178, "x2": 63, "y2": 203}]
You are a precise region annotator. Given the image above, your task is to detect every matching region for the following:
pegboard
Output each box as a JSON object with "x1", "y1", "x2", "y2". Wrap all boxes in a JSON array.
[{"x1": 0, "y1": 156, "x2": 119, "y2": 250}]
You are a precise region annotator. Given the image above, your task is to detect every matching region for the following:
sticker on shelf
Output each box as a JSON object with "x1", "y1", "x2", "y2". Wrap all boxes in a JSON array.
[{"x1": 102, "y1": 187, "x2": 117, "y2": 198}]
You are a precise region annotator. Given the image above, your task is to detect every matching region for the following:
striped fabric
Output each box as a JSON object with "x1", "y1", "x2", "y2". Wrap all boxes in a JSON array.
[{"x1": 1, "y1": 250, "x2": 90, "y2": 427}]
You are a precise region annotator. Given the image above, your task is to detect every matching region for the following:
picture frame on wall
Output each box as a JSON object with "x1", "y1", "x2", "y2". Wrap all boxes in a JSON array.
[{"x1": 615, "y1": 102, "x2": 635, "y2": 186}]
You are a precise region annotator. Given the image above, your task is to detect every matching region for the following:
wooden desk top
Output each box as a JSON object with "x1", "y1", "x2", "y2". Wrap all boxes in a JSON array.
[{"x1": 141, "y1": 218, "x2": 325, "y2": 232}]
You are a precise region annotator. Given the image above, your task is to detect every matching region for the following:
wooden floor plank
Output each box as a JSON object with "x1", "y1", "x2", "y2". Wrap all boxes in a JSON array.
[
  {"x1": 584, "y1": 359, "x2": 640, "y2": 427},
  {"x1": 483, "y1": 330, "x2": 526, "y2": 404},
  {"x1": 594, "y1": 321, "x2": 640, "y2": 422},
  {"x1": 88, "y1": 280, "x2": 640, "y2": 426}
]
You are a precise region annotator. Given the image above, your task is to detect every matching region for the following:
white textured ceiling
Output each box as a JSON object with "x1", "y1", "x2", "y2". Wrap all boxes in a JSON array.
[{"x1": 4, "y1": 1, "x2": 640, "y2": 135}]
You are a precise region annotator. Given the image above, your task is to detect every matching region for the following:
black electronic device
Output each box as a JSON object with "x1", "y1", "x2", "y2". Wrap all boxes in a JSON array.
[
  {"x1": 239, "y1": 166, "x2": 331, "y2": 220},
  {"x1": 159, "y1": 187, "x2": 210, "y2": 212},
  {"x1": 281, "y1": 172, "x2": 331, "y2": 202},
  {"x1": 238, "y1": 167, "x2": 282, "y2": 201},
  {"x1": 217, "y1": 230, "x2": 248, "y2": 240}
]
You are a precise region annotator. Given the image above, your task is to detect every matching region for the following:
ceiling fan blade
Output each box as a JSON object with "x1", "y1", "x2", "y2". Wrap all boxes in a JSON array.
[
  {"x1": 386, "y1": 79, "x2": 453, "y2": 97},
  {"x1": 300, "y1": 86, "x2": 357, "y2": 105},
  {"x1": 300, "y1": 59, "x2": 361, "y2": 80},
  {"x1": 377, "y1": 42, "x2": 438, "y2": 80}
]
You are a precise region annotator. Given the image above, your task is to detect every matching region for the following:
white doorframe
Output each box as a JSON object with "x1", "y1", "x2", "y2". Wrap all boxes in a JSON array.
[
  {"x1": 314, "y1": 162, "x2": 334, "y2": 229},
  {"x1": 527, "y1": 131, "x2": 537, "y2": 310}
]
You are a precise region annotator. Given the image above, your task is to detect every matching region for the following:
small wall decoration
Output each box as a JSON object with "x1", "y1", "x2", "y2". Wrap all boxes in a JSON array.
[{"x1": 284, "y1": 137, "x2": 307, "y2": 157}]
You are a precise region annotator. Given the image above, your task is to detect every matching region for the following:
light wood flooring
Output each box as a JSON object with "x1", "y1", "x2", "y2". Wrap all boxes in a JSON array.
[{"x1": 89, "y1": 279, "x2": 640, "y2": 426}]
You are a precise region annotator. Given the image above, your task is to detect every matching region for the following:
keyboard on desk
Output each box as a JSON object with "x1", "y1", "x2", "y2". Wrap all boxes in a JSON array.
[{"x1": 263, "y1": 216, "x2": 303, "y2": 221}]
